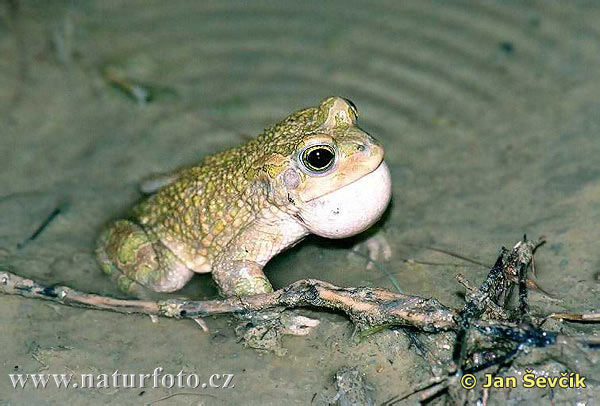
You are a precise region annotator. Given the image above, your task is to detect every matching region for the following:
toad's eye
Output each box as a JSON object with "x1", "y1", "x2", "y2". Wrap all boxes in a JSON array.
[{"x1": 301, "y1": 145, "x2": 336, "y2": 173}]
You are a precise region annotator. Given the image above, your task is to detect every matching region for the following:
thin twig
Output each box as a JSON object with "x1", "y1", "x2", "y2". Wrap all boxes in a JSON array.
[
  {"x1": 400, "y1": 242, "x2": 490, "y2": 267},
  {"x1": 0, "y1": 271, "x2": 456, "y2": 332},
  {"x1": 17, "y1": 205, "x2": 64, "y2": 249},
  {"x1": 550, "y1": 312, "x2": 600, "y2": 322},
  {"x1": 146, "y1": 392, "x2": 216, "y2": 405}
]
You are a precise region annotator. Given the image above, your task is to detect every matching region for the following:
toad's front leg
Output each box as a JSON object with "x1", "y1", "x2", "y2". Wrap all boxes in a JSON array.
[
  {"x1": 211, "y1": 228, "x2": 319, "y2": 351},
  {"x1": 212, "y1": 258, "x2": 273, "y2": 297},
  {"x1": 210, "y1": 217, "x2": 307, "y2": 297}
]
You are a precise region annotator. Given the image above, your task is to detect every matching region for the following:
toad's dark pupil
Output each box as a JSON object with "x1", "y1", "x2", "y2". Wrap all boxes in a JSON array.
[{"x1": 306, "y1": 148, "x2": 334, "y2": 170}]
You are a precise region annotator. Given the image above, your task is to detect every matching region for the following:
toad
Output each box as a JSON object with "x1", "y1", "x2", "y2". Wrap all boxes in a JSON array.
[{"x1": 96, "y1": 97, "x2": 391, "y2": 300}]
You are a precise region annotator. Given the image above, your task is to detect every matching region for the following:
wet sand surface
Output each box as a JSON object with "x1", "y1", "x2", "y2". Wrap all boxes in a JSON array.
[{"x1": 1, "y1": 1, "x2": 599, "y2": 404}]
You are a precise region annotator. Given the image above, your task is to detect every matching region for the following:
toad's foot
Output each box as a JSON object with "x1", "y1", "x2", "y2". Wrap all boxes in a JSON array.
[
  {"x1": 349, "y1": 232, "x2": 392, "y2": 271},
  {"x1": 234, "y1": 311, "x2": 319, "y2": 355}
]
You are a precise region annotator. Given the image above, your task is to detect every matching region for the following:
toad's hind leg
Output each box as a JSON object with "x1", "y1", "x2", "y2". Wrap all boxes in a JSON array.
[{"x1": 95, "y1": 219, "x2": 193, "y2": 296}]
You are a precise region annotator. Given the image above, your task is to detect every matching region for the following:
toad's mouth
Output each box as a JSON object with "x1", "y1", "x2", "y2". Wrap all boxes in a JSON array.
[
  {"x1": 299, "y1": 161, "x2": 392, "y2": 239},
  {"x1": 354, "y1": 159, "x2": 390, "y2": 189}
]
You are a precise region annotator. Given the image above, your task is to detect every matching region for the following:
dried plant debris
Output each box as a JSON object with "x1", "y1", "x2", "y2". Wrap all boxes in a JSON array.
[
  {"x1": 386, "y1": 237, "x2": 598, "y2": 404},
  {"x1": 331, "y1": 367, "x2": 375, "y2": 406},
  {"x1": 313, "y1": 366, "x2": 375, "y2": 406},
  {"x1": 102, "y1": 66, "x2": 178, "y2": 105},
  {"x1": 1, "y1": 236, "x2": 598, "y2": 404}
]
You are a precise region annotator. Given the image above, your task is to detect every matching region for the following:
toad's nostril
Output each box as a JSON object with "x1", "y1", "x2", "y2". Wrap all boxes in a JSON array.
[{"x1": 356, "y1": 143, "x2": 367, "y2": 152}]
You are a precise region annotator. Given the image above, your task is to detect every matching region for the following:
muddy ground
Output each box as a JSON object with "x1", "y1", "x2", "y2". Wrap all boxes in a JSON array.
[{"x1": 0, "y1": 1, "x2": 598, "y2": 405}]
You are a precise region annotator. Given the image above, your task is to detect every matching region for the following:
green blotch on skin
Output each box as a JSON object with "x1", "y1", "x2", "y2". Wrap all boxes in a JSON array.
[
  {"x1": 234, "y1": 277, "x2": 274, "y2": 296},
  {"x1": 334, "y1": 113, "x2": 351, "y2": 127},
  {"x1": 99, "y1": 260, "x2": 118, "y2": 276},
  {"x1": 244, "y1": 167, "x2": 258, "y2": 180},
  {"x1": 264, "y1": 163, "x2": 285, "y2": 178},
  {"x1": 338, "y1": 141, "x2": 358, "y2": 156},
  {"x1": 116, "y1": 275, "x2": 135, "y2": 293},
  {"x1": 138, "y1": 262, "x2": 155, "y2": 278},
  {"x1": 315, "y1": 98, "x2": 336, "y2": 126},
  {"x1": 117, "y1": 232, "x2": 149, "y2": 265}
]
